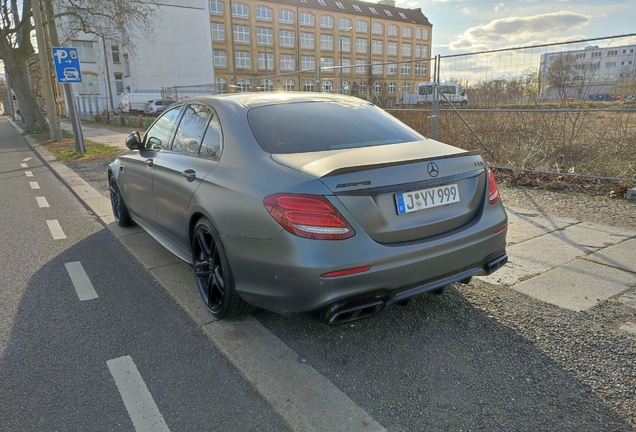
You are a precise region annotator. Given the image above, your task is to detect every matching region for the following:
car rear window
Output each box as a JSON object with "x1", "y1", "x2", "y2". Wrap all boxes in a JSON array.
[{"x1": 247, "y1": 101, "x2": 422, "y2": 154}]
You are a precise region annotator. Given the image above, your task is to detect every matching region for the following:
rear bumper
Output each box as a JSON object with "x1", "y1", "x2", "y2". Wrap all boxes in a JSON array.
[{"x1": 221, "y1": 202, "x2": 508, "y2": 324}]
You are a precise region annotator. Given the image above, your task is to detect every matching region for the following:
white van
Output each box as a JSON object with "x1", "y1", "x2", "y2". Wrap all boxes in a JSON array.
[
  {"x1": 401, "y1": 82, "x2": 468, "y2": 106},
  {"x1": 118, "y1": 93, "x2": 163, "y2": 114}
]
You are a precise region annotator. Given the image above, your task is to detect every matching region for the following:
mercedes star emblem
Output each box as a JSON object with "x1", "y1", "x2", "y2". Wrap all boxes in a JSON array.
[{"x1": 427, "y1": 162, "x2": 440, "y2": 177}]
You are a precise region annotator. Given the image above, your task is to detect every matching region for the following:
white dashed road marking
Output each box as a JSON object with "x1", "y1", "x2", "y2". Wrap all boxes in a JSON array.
[
  {"x1": 30, "y1": 182, "x2": 40, "y2": 189},
  {"x1": 46, "y1": 220, "x2": 67, "y2": 240},
  {"x1": 36, "y1": 196, "x2": 50, "y2": 208},
  {"x1": 64, "y1": 262, "x2": 98, "y2": 301},
  {"x1": 25, "y1": 171, "x2": 33, "y2": 177},
  {"x1": 22, "y1": 157, "x2": 32, "y2": 162},
  {"x1": 107, "y1": 356, "x2": 170, "y2": 432},
  {"x1": 20, "y1": 163, "x2": 28, "y2": 168}
]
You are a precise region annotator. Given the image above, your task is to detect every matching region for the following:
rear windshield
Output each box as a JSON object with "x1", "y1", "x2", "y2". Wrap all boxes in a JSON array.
[{"x1": 247, "y1": 101, "x2": 422, "y2": 154}]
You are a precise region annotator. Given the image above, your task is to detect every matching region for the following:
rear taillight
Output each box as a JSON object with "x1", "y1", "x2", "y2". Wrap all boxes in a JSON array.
[
  {"x1": 263, "y1": 194, "x2": 355, "y2": 240},
  {"x1": 487, "y1": 168, "x2": 500, "y2": 205}
]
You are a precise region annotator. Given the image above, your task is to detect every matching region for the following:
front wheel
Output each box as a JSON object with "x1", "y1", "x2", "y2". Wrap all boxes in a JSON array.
[
  {"x1": 109, "y1": 175, "x2": 133, "y2": 227},
  {"x1": 191, "y1": 218, "x2": 252, "y2": 319}
]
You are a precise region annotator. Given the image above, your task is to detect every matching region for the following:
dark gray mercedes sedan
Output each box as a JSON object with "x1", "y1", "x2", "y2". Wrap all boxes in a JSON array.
[{"x1": 108, "y1": 93, "x2": 507, "y2": 325}]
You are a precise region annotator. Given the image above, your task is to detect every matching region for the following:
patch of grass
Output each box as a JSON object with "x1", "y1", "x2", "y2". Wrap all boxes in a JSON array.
[{"x1": 42, "y1": 138, "x2": 120, "y2": 161}]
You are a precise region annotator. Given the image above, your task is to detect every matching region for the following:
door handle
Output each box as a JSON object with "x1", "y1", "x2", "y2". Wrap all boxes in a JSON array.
[
  {"x1": 182, "y1": 169, "x2": 196, "y2": 182},
  {"x1": 145, "y1": 159, "x2": 154, "y2": 167}
]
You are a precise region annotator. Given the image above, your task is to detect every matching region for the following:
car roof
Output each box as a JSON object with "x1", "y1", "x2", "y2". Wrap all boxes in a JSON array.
[{"x1": 177, "y1": 92, "x2": 374, "y2": 110}]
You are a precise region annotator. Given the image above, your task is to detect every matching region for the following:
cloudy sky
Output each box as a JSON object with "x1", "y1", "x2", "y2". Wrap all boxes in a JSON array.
[{"x1": 395, "y1": 0, "x2": 635, "y2": 55}]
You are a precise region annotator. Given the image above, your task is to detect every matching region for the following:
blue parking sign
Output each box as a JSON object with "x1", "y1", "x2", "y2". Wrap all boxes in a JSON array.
[{"x1": 52, "y1": 47, "x2": 82, "y2": 83}]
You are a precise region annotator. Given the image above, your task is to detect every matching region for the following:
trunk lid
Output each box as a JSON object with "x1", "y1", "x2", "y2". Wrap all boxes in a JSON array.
[{"x1": 271, "y1": 140, "x2": 487, "y2": 244}]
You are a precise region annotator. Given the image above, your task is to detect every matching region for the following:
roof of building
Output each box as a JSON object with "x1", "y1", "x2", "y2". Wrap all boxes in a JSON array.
[{"x1": 244, "y1": 0, "x2": 432, "y2": 26}]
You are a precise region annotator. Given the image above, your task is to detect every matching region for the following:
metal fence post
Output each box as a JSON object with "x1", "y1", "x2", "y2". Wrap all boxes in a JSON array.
[{"x1": 431, "y1": 55, "x2": 440, "y2": 140}]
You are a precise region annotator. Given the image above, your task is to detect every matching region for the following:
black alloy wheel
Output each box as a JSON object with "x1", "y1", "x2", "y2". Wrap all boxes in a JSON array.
[
  {"x1": 192, "y1": 218, "x2": 251, "y2": 319},
  {"x1": 109, "y1": 175, "x2": 133, "y2": 227}
]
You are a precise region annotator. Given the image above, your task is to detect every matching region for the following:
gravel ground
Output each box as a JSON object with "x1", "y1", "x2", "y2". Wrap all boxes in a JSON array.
[{"x1": 65, "y1": 156, "x2": 636, "y2": 430}]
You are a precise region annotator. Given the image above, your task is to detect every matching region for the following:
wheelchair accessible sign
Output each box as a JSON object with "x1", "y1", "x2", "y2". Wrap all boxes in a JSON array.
[{"x1": 52, "y1": 47, "x2": 82, "y2": 83}]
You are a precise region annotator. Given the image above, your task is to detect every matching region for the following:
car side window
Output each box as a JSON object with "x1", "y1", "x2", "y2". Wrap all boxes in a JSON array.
[
  {"x1": 199, "y1": 114, "x2": 223, "y2": 161},
  {"x1": 143, "y1": 106, "x2": 181, "y2": 150},
  {"x1": 172, "y1": 104, "x2": 213, "y2": 155}
]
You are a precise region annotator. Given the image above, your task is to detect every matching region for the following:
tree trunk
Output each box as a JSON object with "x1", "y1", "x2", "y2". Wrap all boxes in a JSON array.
[{"x1": 0, "y1": 43, "x2": 49, "y2": 132}]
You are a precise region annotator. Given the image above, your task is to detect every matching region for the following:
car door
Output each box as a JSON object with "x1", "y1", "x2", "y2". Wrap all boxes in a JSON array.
[
  {"x1": 119, "y1": 105, "x2": 182, "y2": 227},
  {"x1": 152, "y1": 103, "x2": 221, "y2": 253}
]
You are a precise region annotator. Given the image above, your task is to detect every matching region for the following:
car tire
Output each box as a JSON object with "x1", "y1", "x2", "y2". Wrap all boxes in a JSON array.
[
  {"x1": 192, "y1": 217, "x2": 252, "y2": 319},
  {"x1": 109, "y1": 175, "x2": 134, "y2": 227}
]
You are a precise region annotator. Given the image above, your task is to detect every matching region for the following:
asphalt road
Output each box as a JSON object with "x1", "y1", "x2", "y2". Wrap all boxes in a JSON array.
[{"x1": 0, "y1": 117, "x2": 290, "y2": 431}]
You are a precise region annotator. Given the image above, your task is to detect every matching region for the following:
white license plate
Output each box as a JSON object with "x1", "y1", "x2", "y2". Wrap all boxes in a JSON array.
[{"x1": 395, "y1": 184, "x2": 460, "y2": 215}]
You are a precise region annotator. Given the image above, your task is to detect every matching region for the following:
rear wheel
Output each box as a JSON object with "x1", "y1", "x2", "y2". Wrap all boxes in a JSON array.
[
  {"x1": 191, "y1": 217, "x2": 251, "y2": 319},
  {"x1": 109, "y1": 175, "x2": 133, "y2": 227}
]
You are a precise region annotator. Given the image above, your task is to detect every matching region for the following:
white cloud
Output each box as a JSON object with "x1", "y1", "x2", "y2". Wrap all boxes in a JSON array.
[
  {"x1": 460, "y1": 7, "x2": 476, "y2": 14},
  {"x1": 449, "y1": 11, "x2": 591, "y2": 51},
  {"x1": 495, "y1": 3, "x2": 505, "y2": 12}
]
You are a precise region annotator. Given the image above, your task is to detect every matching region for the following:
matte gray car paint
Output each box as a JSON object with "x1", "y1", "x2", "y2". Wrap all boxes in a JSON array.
[{"x1": 109, "y1": 93, "x2": 507, "y2": 321}]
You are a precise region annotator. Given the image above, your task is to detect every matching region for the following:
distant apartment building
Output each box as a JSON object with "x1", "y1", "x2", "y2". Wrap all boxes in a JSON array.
[
  {"x1": 539, "y1": 44, "x2": 636, "y2": 100},
  {"x1": 57, "y1": 0, "x2": 214, "y2": 114},
  {"x1": 209, "y1": 0, "x2": 432, "y2": 106}
]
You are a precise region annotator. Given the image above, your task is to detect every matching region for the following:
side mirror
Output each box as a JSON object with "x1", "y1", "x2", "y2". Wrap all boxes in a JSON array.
[{"x1": 125, "y1": 131, "x2": 141, "y2": 150}]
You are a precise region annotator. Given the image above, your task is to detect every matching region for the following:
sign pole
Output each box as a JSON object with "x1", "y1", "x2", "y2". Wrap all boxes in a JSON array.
[{"x1": 52, "y1": 46, "x2": 85, "y2": 154}]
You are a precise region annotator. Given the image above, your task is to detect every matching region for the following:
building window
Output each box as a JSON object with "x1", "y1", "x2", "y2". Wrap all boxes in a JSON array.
[
  {"x1": 233, "y1": 25, "x2": 250, "y2": 44},
  {"x1": 372, "y1": 61, "x2": 382, "y2": 75},
  {"x1": 402, "y1": 82, "x2": 410, "y2": 94},
  {"x1": 303, "y1": 80, "x2": 315, "y2": 91},
  {"x1": 402, "y1": 43, "x2": 412, "y2": 57},
  {"x1": 356, "y1": 20, "x2": 368, "y2": 33},
  {"x1": 388, "y1": 25, "x2": 398, "y2": 37},
  {"x1": 399, "y1": 12, "x2": 407, "y2": 20},
  {"x1": 335, "y1": 2, "x2": 345, "y2": 9},
  {"x1": 114, "y1": 73, "x2": 123, "y2": 94},
  {"x1": 280, "y1": 30, "x2": 295, "y2": 48},
  {"x1": 321, "y1": 34, "x2": 334, "y2": 51},
  {"x1": 281, "y1": 54, "x2": 295, "y2": 71},
  {"x1": 387, "y1": 82, "x2": 396, "y2": 94},
  {"x1": 387, "y1": 99, "x2": 395, "y2": 108},
  {"x1": 237, "y1": 79, "x2": 251, "y2": 92},
  {"x1": 210, "y1": 0, "x2": 224, "y2": 15},
  {"x1": 339, "y1": 17, "x2": 352, "y2": 31},
  {"x1": 415, "y1": 63, "x2": 427, "y2": 76},
  {"x1": 232, "y1": 3, "x2": 249, "y2": 18},
  {"x1": 369, "y1": 7, "x2": 378, "y2": 15},
  {"x1": 317, "y1": 0, "x2": 327, "y2": 5},
  {"x1": 357, "y1": 82, "x2": 366, "y2": 95},
  {"x1": 123, "y1": 53, "x2": 130, "y2": 75},
  {"x1": 283, "y1": 79, "x2": 295, "y2": 91},
  {"x1": 322, "y1": 80, "x2": 333, "y2": 92},
  {"x1": 422, "y1": 45, "x2": 428, "y2": 58},
  {"x1": 216, "y1": 77, "x2": 228, "y2": 93},
  {"x1": 415, "y1": 44, "x2": 421, "y2": 58},
  {"x1": 384, "y1": 10, "x2": 393, "y2": 17},
  {"x1": 257, "y1": 28, "x2": 273, "y2": 45},
  {"x1": 261, "y1": 79, "x2": 274, "y2": 91},
  {"x1": 606, "y1": 62, "x2": 617, "y2": 67},
  {"x1": 339, "y1": 36, "x2": 351, "y2": 52},
  {"x1": 340, "y1": 58, "x2": 351, "y2": 73},
  {"x1": 372, "y1": 22, "x2": 383, "y2": 35},
  {"x1": 422, "y1": 29, "x2": 429, "y2": 40},
  {"x1": 211, "y1": 23, "x2": 225, "y2": 42},
  {"x1": 372, "y1": 40, "x2": 383, "y2": 55},
  {"x1": 591, "y1": 52, "x2": 601, "y2": 58},
  {"x1": 356, "y1": 38, "x2": 367, "y2": 54},
  {"x1": 387, "y1": 63, "x2": 397, "y2": 75},
  {"x1": 576, "y1": 53, "x2": 586, "y2": 59},
  {"x1": 235, "y1": 51, "x2": 252, "y2": 69},
  {"x1": 111, "y1": 45, "x2": 120, "y2": 63},
  {"x1": 608, "y1": 50, "x2": 618, "y2": 56},
  {"x1": 402, "y1": 27, "x2": 412, "y2": 38},
  {"x1": 373, "y1": 81, "x2": 381, "y2": 93},
  {"x1": 301, "y1": 56, "x2": 315, "y2": 71},
  {"x1": 321, "y1": 57, "x2": 334, "y2": 73},
  {"x1": 77, "y1": 72, "x2": 99, "y2": 95},
  {"x1": 320, "y1": 15, "x2": 333, "y2": 29},
  {"x1": 213, "y1": 50, "x2": 227, "y2": 68},
  {"x1": 352, "y1": 4, "x2": 362, "y2": 12},
  {"x1": 258, "y1": 53, "x2": 274, "y2": 70},
  {"x1": 356, "y1": 59, "x2": 366, "y2": 74},
  {"x1": 300, "y1": 12, "x2": 314, "y2": 26},
  {"x1": 401, "y1": 62, "x2": 411, "y2": 76},
  {"x1": 301, "y1": 32, "x2": 315, "y2": 49},
  {"x1": 416, "y1": 28, "x2": 422, "y2": 40},
  {"x1": 74, "y1": 40, "x2": 95, "y2": 62},
  {"x1": 342, "y1": 81, "x2": 350, "y2": 94},
  {"x1": 279, "y1": 9, "x2": 294, "y2": 24},
  {"x1": 255, "y1": 6, "x2": 272, "y2": 21},
  {"x1": 387, "y1": 41, "x2": 397, "y2": 56}
]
